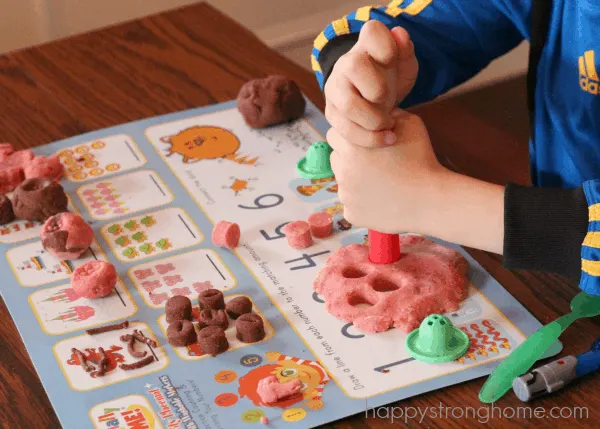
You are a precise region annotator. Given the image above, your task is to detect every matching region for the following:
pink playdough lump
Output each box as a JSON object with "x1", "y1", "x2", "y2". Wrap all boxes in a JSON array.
[
  {"x1": 41, "y1": 212, "x2": 94, "y2": 260},
  {"x1": 212, "y1": 220, "x2": 240, "y2": 249},
  {"x1": 314, "y1": 236, "x2": 468, "y2": 333},
  {"x1": 72, "y1": 260, "x2": 117, "y2": 299},
  {"x1": 257, "y1": 375, "x2": 303, "y2": 404},
  {"x1": 24, "y1": 155, "x2": 64, "y2": 181}
]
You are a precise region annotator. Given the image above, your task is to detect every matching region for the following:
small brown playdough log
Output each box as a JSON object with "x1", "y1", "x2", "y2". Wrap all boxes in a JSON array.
[
  {"x1": 86, "y1": 321, "x2": 129, "y2": 335},
  {"x1": 0, "y1": 194, "x2": 15, "y2": 225},
  {"x1": 198, "y1": 289, "x2": 225, "y2": 310},
  {"x1": 236, "y1": 313, "x2": 266, "y2": 343},
  {"x1": 337, "y1": 218, "x2": 352, "y2": 231},
  {"x1": 225, "y1": 296, "x2": 253, "y2": 320},
  {"x1": 197, "y1": 309, "x2": 229, "y2": 330},
  {"x1": 133, "y1": 329, "x2": 157, "y2": 348},
  {"x1": 120, "y1": 334, "x2": 147, "y2": 358},
  {"x1": 12, "y1": 178, "x2": 68, "y2": 222},
  {"x1": 94, "y1": 347, "x2": 108, "y2": 377},
  {"x1": 165, "y1": 295, "x2": 192, "y2": 323},
  {"x1": 72, "y1": 348, "x2": 93, "y2": 372},
  {"x1": 198, "y1": 326, "x2": 229, "y2": 356},
  {"x1": 119, "y1": 355, "x2": 156, "y2": 370},
  {"x1": 167, "y1": 320, "x2": 197, "y2": 347}
]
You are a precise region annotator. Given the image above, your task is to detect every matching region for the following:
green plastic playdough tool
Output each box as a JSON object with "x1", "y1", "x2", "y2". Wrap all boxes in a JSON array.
[
  {"x1": 405, "y1": 314, "x2": 470, "y2": 363},
  {"x1": 479, "y1": 291, "x2": 600, "y2": 403},
  {"x1": 296, "y1": 141, "x2": 334, "y2": 180}
]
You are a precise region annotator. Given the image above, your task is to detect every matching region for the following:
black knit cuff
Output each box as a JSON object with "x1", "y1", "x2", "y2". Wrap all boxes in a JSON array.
[
  {"x1": 318, "y1": 34, "x2": 359, "y2": 88},
  {"x1": 503, "y1": 183, "x2": 588, "y2": 282}
]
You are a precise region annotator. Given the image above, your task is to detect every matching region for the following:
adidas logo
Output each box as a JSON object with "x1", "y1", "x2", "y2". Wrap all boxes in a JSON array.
[{"x1": 579, "y1": 50, "x2": 599, "y2": 94}]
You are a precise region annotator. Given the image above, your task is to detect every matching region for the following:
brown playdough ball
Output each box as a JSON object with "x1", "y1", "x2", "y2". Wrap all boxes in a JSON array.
[
  {"x1": 237, "y1": 75, "x2": 306, "y2": 128},
  {"x1": 167, "y1": 320, "x2": 197, "y2": 347},
  {"x1": 198, "y1": 309, "x2": 229, "y2": 330},
  {"x1": 198, "y1": 326, "x2": 229, "y2": 356},
  {"x1": 12, "y1": 178, "x2": 68, "y2": 222},
  {"x1": 0, "y1": 194, "x2": 15, "y2": 225},
  {"x1": 236, "y1": 313, "x2": 266, "y2": 343},
  {"x1": 165, "y1": 296, "x2": 192, "y2": 324},
  {"x1": 225, "y1": 296, "x2": 253, "y2": 320},
  {"x1": 198, "y1": 289, "x2": 225, "y2": 310}
]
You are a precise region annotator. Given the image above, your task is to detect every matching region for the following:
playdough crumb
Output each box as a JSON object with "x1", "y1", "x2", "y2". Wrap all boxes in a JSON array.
[
  {"x1": 212, "y1": 220, "x2": 240, "y2": 249},
  {"x1": 260, "y1": 416, "x2": 269, "y2": 425},
  {"x1": 282, "y1": 221, "x2": 313, "y2": 249},
  {"x1": 257, "y1": 375, "x2": 302, "y2": 404},
  {"x1": 307, "y1": 212, "x2": 333, "y2": 238},
  {"x1": 72, "y1": 260, "x2": 117, "y2": 299},
  {"x1": 41, "y1": 212, "x2": 93, "y2": 260}
]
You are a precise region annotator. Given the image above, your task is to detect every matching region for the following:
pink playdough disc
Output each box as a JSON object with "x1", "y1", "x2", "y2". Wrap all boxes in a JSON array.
[
  {"x1": 307, "y1": 212, "x2": 333, "y2": 238},
  {"x1": 314, "y1": 236, "x2": 468, "y2": 333},
  {"x1": 72, "y1": 260, "x2": 117, "y2": 299},
  {"x1": 24, "y1": 155, "x2": 64, "y2": 181},
  {"x1": 212, "y1": 220, "x2": 240, "y2": 249},
  {"x1": 282, "y1": 221, "x2": 313, "y2": 249},
  {"x1": 41, "y1": 212, "x2": 94, "y2": 260}
]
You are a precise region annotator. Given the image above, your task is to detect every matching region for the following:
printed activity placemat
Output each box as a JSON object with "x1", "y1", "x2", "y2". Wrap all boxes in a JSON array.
[{"x1": 0, "y1": 99, "x2": 561, "y2": 429}]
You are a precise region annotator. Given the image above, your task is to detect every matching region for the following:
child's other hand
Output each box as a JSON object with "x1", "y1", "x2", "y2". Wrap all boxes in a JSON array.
[
  {"x1": 328, "y1": 109, "x2": 446, "y2": 234},
  {"x1": 324, "y1": 20, "x2": 418, "y2": 148}
]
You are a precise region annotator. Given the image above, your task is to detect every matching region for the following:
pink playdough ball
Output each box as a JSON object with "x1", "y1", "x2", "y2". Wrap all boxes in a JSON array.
[
  {"x1": 41, "y1": 212, "x2": 94, "y2": 260},
  {"x1": 212, "y1": 220, "x2": 240, "y2": 249},
  {"x1": 72, "y1": 260, "x2": 117, "y2": 299},
  {"x1": 282, "y1": 220, "x2": 313, "y2": 249},
  {"x1": 307, "y1": 212, "x2": 333, "y2": 238},
  {"x1": 0, "y1": 165, "x2": 24, "y2": 193},
  {"x1": 24, "y1": 155, "x2": 64, "y2": 181}
]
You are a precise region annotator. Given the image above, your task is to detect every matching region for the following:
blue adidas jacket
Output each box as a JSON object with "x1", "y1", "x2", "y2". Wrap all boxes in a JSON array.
[{"x1": 313, "y1": 0, "x2": 600, "y2": 291}]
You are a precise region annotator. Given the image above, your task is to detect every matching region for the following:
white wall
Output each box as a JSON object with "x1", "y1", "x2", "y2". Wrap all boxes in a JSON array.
[{"x1": 0, "y1": 0, "x2": 527, "y2": 93}]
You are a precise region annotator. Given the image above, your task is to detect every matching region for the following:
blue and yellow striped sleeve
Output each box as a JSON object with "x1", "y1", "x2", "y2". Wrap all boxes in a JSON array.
[
  {"x1": 580, "y1": 180, "x2": 600, "y2": 295},
  {"x1": 312, "y1": 0, "x2": 526, "y2": 105}
]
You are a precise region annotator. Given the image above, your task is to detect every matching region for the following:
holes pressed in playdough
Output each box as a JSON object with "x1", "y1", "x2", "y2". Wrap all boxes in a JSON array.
[
  {"x1": 370, "y1": 277, "x2": 399, "y2": 293},
  {"x1": 341, "y1": 266, "x2": 367, "y2": 279},
  {"x1": 348, "y1": 294, "x2": 374, "y2": 309}
]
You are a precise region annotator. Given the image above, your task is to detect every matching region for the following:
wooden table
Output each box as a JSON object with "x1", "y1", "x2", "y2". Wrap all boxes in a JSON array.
[{"x1": 0, "y1": 3, "x2": 597, "y2": 428}]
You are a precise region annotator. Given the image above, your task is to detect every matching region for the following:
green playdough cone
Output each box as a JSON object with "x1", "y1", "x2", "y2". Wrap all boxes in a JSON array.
[
  {"x1": 296, "y1": 141, "x2": 334, "y2": 180},
  {"x1": 405, "y1": 314, "x2": 470, "y2": 363}
]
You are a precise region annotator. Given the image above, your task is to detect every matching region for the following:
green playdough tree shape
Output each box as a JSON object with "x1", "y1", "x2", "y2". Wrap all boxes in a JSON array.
[
  {"x1": 405, "y1": 314, "x2": 470, "y2": 364},
  {"x1": 296, "y1": 141, "x2": 334, "y2": 180}
]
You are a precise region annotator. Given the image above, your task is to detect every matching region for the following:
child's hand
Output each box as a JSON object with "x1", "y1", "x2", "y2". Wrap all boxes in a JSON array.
[
  {"x1": 328, "y1": 109, "x2": 446, "y2": 234},
  {"x1": 324, "y1": 20, "x2": 418, "y2": 148}
]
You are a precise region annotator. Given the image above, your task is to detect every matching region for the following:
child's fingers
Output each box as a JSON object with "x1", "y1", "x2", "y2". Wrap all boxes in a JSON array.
[
  {"x1": 325, "y1": 103, "x2": 396, "y2": 147},
  {"x1": 389, "y1": 27, "x2": 419, "y2": 103},
  {"x1": 325, "y1": 78, "x2": 393, "y2": 132},
  {"x1": 355, "y1": 20, "x2": 398, "y2": 68},
  {"x1": 340, "y1": 51, "x2": 396, "y2": 108}
]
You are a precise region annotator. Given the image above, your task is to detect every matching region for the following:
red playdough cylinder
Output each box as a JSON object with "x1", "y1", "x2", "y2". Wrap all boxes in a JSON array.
[{"x1": 368, "y1": 230, "x2": 400, "y2": 264}]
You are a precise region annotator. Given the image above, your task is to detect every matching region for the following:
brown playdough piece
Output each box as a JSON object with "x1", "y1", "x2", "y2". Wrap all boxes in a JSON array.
[
  {"x1": 197, "y1": 309, "x2": 229, "y2": 330},
  {"x1": 237, "y1": 75, "x2": 306, "y2": 128},
  {"x1": 198, "y1": 326, "x2": 229, "y2": 356},
  {"x1": 165, "y1": 295, "x2": 192, "y2": 323},
  {"x1": 0, "y1": 194, "x2": 15, "y2": 225},
  {"x1": 12, "y1": 178, "x2": 68, "y2": 222},
  {"x1": 225, "y1": 296, "x2": 253, "y2": 320},
  {"x1": 167, "y1": 320, "x2": 197, "y2": 347},
  {"x1": 198, "y1": 289, "x2": 225, "y2": 310},
  {"x1": 236, "y1": 313, "x2": 266, "y2": 343}
]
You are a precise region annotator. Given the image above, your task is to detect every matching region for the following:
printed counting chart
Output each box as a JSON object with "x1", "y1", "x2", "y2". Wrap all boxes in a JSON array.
[{"x1": 0, "y1": 99, "x2": 562, "y2": 429}]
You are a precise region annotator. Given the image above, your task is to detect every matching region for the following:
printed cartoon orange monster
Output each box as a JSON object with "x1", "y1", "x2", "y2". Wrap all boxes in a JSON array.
[
  {"x1": 238, "y1": 351, "x2": 330, "y2": 411},
  {"x1": 160, "y1": 126, "x2": 258, "y2": 165}
]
